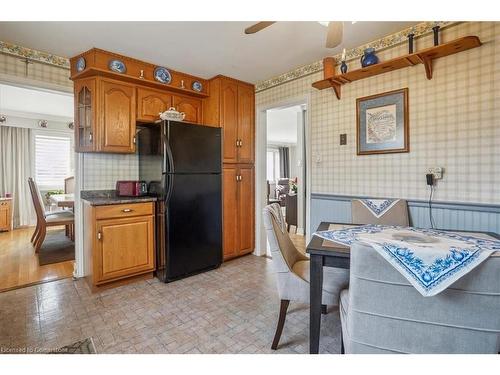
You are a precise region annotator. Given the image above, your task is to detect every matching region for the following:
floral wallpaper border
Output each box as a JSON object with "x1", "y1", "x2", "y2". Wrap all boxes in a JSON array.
[
  {"x1": 0, "y1": 40, "x2": 70, "y2": 69},
  {"x1": 255, "y1": 21, "x2": 458, "y2": 92}
]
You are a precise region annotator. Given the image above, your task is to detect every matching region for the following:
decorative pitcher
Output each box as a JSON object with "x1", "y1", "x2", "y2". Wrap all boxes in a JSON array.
[{"x1": 360, "y1": 48, "x2": 379, "y2": 67}]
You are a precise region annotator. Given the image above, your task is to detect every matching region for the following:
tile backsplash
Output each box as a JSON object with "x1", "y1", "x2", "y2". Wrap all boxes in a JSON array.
[{"x1": 82, "y1": 153, "x2": 139, "y2": 190}]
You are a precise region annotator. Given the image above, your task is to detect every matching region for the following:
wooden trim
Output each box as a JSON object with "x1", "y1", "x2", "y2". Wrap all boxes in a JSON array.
[
  {"x1": 356, "y1": 88, "x2": 409, "y2": 155},
  {"x1": 312, "y1": 36, "x2": 481, "y2": 99}
]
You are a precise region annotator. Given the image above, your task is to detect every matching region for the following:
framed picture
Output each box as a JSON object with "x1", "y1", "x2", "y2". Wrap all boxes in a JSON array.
[{"x1": 356, "y1": 88, "x2": 409, "y2": 155}]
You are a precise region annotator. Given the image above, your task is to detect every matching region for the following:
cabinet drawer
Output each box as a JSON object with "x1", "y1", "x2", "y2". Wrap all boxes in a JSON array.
[{"x1": 95, "y1": 202, "x2": 154, "y2": 219}]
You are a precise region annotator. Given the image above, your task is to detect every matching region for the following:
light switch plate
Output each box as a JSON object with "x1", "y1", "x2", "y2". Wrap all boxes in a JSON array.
[
  {"x1": 428, "y1": 167, "x2": 443, "y2": 179},
  {"x1": 340, "y1": 134, "x2": 347, "y2": 145}
]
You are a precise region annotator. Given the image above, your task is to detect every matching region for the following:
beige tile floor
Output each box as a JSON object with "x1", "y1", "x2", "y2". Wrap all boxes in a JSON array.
[{"x1": 0, "y1": 255, "x2": 342, "y2": 354}]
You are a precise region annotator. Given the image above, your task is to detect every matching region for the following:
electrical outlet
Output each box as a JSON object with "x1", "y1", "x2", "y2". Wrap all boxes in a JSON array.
[
  {"x1": 428, "y1": 167, "x2": 443, "y2": 180},
  {"x1": 340, "y1": 134, "x2": 347, "y2": 145}
]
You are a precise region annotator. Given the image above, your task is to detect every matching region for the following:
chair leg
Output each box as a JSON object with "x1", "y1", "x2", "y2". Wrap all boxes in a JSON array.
[
  {"x1": 35, "y1": 226, "x2": 46, "y2": 253},
  {"x1": 31, "y1": 223, "x2": 40, "y2": 244},
  {"x1": 321, "y1": 304, "x2": 328, "y2": 314},
  {"x1": 340, "y1": 329, "x2": 345, "y2": 354},
  {"x1": 271, "y1": 299, "x2": 290, "y2": 350}
]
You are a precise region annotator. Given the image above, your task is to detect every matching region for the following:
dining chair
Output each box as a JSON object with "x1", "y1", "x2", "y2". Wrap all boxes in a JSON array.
[
  {"x1": 351, "y1": 199, "x2": 410, "y2": 226},
  {"x1": 28, "y1": 177, "x2": 75, "y2": 253},
  {"x1": 263, "y1": 203, "x2": 349, "y2": 350},
  {"x1": 63, "y1": 176, "x2": 75, "y2": 238},
  {"x1": 339, "y1": 241, "x2": 500, "y2": 353}
]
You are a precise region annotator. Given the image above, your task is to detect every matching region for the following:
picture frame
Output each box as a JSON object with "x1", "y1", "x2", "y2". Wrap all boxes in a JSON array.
[{"x1": 356, "y1": 88, "x2": 409, "y2": 155}]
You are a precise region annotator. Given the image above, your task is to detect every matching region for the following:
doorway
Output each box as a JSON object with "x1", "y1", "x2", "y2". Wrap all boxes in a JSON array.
[
  {"x1": 255, "y1": 96, "x2": 311, "y2": 257},
  {"x1": 0, "y1": 82, "x2": 76, "y2": 292}
]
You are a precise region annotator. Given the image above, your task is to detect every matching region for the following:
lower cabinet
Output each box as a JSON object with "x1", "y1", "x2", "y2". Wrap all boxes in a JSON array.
[
  {"x1": 0, "y1": 199, "x2": 12, "y2": 232},
  {"x1": 84, "y1": 201, "x2": 155, "y2": 288},
  {"x1": 223, "y1": 164, "x2": 254, "y2": 260}
]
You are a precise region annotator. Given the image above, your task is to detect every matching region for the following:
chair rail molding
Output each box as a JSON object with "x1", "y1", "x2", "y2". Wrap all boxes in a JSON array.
[{"x1": 310, "y1": 193, "x2": 500, "y2": 235}]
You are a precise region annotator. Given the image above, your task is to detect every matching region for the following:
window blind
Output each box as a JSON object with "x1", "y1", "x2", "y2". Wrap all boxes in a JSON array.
[{"x1": 35, "y1": 134, "x2": 71, "y2": 190}]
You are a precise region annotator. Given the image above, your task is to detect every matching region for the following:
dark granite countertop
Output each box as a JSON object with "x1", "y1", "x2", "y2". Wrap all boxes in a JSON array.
[{"x1": 81, "y1": 190, "x2": 157, "y2": 206}]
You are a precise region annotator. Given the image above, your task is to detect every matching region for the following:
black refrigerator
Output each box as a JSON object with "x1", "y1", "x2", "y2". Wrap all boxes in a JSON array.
[{"x1": 137, "y1": 120, "x2": 222, "y2": 282}]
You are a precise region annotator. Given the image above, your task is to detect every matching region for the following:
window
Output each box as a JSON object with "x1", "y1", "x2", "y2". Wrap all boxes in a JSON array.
[
  {"x1": 34, "y1": 134, "x2": 71, "y2": 190},
  {"x1": 266, "y1": 149, "x2": 280, "y2": 181}
]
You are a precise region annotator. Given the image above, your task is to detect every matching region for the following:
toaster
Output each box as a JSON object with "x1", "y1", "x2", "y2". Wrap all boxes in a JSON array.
[{"x1": 116, "y1": 181, "x2": 148, "y2": 197}]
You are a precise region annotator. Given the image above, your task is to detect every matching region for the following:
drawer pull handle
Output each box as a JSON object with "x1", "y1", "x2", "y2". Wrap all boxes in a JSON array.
[
  {"x1": 97, "y1": 232, "x2": 102, "y2": 240},
  {"x1": 122, "y1": 208, "x2": 133, "y2": 213}
]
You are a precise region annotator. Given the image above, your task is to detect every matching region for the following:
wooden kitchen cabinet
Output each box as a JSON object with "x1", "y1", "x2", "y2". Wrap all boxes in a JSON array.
[
  {"x1": 83, "y1": 201, "x2": 155, "y2": 288},
  {"x1": 237, "y1": 84, "x2": 255, "y2": 164},
  {"x1": 100, "y1": 79, "x2": 136, "y2": 153},
  {"x1": 74, "y1": 78, "x2": 97, "y2": 152},
  {"x1": 172, "y1": 95, "x2": 202, "y2": 124},
  {"x1": 74, "y1": 77, "x2": 136, "y2": 153},
  {"x1": 203, "y1": 76, "x2": 255, "y2": 163},
  {"x1": 0, "y1": 199, "x2": 12, "y2": 232},
  {"x1": 137, "y1": 87, "x2": 172, "y2": 123},
  {"x1": 222, "y1": 165, "x2": 254, "y2": 260}
]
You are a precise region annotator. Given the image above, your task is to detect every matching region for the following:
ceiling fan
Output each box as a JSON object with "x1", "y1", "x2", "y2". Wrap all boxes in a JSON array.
[{"x1": 244, "y1": 21, "x2": 344, "y2": 48}]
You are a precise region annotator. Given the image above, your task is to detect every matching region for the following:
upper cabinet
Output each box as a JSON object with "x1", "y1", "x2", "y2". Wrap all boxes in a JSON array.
[
  {"x1": 137, "y1": 87, "x2": 202, "y2": 124},
  {"x1": 137, "y1": 87, "x2": 172, "y2": 123},
  {"x1": 172, "y1": 95, "x2": 202, "y2": 124},
  {"x1": 100, "y1": 79, "x2": 136, "y2": 153},
  {"x1": 74, "y1": 77, "x2": 136, "y2": 153},
  {"x1": 70, "y1": 49, "x2": 254, "y2": 155},
  {"x1": 74, "y1": 78, "x2": 96, "y2": 152},
  {"x1": 203, "y1": 76, "x2": 255, "y2": 164}
]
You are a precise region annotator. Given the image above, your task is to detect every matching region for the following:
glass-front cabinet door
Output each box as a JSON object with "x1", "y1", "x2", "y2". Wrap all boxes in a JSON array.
[{"x1": 74, "y1": 78, "x2": 96, "y2": 152}]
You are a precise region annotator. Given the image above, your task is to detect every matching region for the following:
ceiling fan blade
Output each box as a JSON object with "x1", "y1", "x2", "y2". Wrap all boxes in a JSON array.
[
  {"x1": 325, "y1": 21, "x2": 343, "y2": 48},
  {"x1": 245, "y1": 21, "x2": 276, "y2": 34}
]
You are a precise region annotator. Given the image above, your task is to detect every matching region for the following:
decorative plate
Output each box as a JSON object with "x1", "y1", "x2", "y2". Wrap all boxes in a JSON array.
[
  {"x1": 154, "y1": 67, "x2": 172, "y2": 84},
  {"x1": 108, "y1": 59, "x2": 126, "y2": 74},
  {"x1": 76, "y1": 57, "x2": 86, "y2": 72},
  {"x1": 192, "y1": 81, "x2": 203, "y2": 92}
]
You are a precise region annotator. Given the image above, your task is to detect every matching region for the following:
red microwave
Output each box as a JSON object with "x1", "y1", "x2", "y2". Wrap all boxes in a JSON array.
[{"x1": 116, "y1": 181, "x2": 148, "y2": 197}]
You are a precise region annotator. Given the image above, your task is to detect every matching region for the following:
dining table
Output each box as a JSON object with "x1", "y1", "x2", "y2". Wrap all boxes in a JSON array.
[
  {"x1": 49, "y1": 193, "x2": 75, "y2": 209},
  {"x1": 306, "y1": 221, "x2": 500, "y2": 354}
]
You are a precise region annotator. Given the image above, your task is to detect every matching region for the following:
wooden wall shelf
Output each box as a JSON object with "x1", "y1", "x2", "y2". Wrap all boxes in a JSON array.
[{"x1": 312, "y1": 36, "x2": 482, "y2": 99}]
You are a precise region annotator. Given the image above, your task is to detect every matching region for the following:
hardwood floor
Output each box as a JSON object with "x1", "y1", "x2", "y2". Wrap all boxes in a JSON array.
[{"x1": 0, "y1": 226, "x2": 74, "y2": 292}]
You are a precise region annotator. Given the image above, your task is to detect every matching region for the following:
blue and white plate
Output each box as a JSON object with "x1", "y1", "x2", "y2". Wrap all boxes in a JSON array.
[
  {"x1": 154, "y1": 67, "x2": 171, "y2": 84},
  {"x1": 192, "y1": 81, "x2": 203, "y2": 92},
  {"x1": 76, "y1": 57, "x2": 86, "y2": 72},
  {"x1": 108, "y1": 59, "x2": 126, "y2": 74}
]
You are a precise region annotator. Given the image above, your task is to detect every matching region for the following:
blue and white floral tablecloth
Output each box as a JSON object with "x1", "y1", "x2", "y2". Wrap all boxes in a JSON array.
[{"x1": 314, "y1": 225, "x2": 500, "y2": 296}]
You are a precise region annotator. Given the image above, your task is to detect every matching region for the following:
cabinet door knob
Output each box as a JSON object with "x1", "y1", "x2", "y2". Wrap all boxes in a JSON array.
[
  {"x1": 133, "y1": 136, "x2": 136, "y2": 144},
  {"x1": 239, "y1": 139, "x2": 243, "y2": 147},
  {"x1": 97, "y1": 232, "x2": 102, "y2": 240},
  {"x1": 89, "y1": 133, "x2": 93, "y2": 143}
]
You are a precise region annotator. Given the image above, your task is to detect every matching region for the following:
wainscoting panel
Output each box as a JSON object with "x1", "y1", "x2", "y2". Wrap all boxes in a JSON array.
[{"x1": 310, "y1": 194, "x2": 500, "y2": 235}]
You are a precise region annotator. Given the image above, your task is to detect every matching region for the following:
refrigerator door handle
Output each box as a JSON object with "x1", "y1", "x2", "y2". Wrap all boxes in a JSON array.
[
  {"x1": 165, "y1": 173, "x2": 174, "y2": 204},
  {"x1": 161, "y1": 134, "x2": 175, "y2": 174}
]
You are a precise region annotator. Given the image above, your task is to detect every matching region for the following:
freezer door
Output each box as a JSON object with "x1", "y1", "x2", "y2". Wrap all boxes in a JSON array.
[
  {"x1": 167, "y1": 121, "x2": 222, "y2": 174},
  {"x1": 164, "y1": 173, "x2": 222, "y2": 280}
]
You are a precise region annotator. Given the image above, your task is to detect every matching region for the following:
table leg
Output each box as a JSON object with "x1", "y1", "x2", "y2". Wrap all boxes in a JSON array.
[{"x1": 310, "y1": 254, "x2": 323, "y2": 354}]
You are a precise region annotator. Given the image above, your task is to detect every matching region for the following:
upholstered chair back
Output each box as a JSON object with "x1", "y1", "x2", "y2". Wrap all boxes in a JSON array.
[
  {"x1": 262, "y1": 203, "x2": 307, "y2": 273},
  {"x1": 352, "y1": 199, "x2": 410, "y2": 226},
  {"x1": 340, "y1": 242, "x2": 500, "y2": 353}
]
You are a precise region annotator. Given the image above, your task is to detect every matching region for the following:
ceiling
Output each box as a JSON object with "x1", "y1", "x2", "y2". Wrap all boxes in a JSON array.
[{"x1": 0, "y1": 21, "x2": 418, "y2": 83}]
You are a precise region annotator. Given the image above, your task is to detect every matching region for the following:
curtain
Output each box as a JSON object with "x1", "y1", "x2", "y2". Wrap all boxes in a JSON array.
[
  {"x1": 0, "y1": 126, "x2": 35, "y2": 227},
  {"x1": 279, "y1": 146, "x2": 290, "y2": 178}
]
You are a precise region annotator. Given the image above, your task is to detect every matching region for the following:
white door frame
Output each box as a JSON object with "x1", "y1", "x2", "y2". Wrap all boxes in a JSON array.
[{"x1": 254, "y1": 94, "x2": 312, "y2": 256}]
